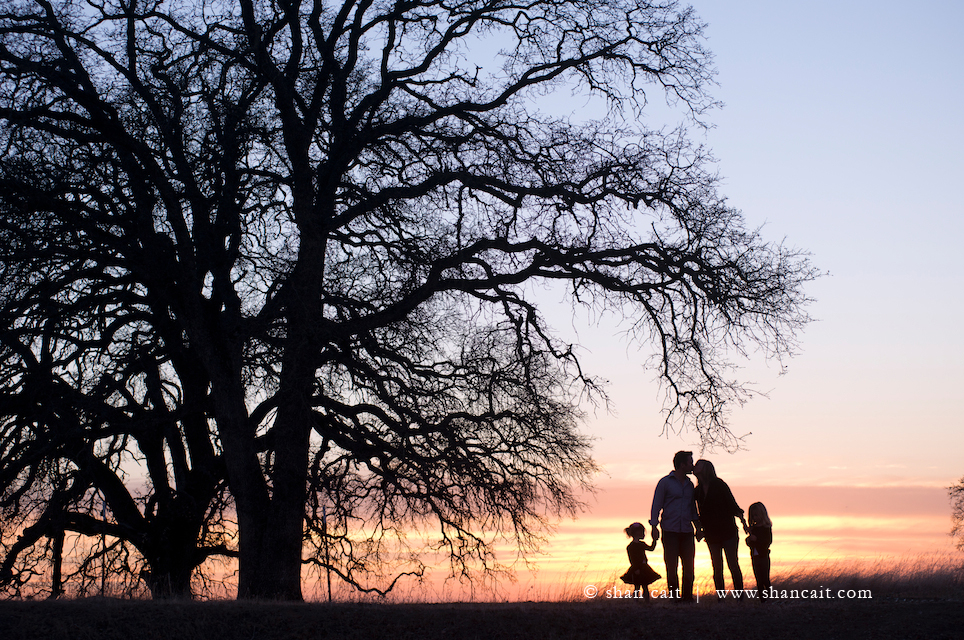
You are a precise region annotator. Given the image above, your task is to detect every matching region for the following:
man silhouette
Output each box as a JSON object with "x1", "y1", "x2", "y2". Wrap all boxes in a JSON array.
[{"x1": 650, "y1": 450, "x2": 702, "y2": 602}]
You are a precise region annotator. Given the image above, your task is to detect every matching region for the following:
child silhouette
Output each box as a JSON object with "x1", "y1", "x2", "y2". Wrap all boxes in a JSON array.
[{"x1": 619, "y1": 522, "x2": 661, "y2": 600}]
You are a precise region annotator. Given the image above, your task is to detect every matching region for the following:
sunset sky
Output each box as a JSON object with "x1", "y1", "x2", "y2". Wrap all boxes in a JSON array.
[
  {"x1": 302, "y1": 0, "x2": 963, "y2": 603},
  {"x1": 416, "y1": 0, "x2": 964, "y2": 600},
  {"x1": 5, "y1": 0, "x2": 959, "y2": 605}
]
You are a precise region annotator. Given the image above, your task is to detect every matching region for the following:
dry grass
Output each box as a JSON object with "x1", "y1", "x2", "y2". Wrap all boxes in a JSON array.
[
  {"x1": 541, "y1": 552, "x2": 964, "y2": 604},
  {"x1": 770, "y1": 553, "x2": 964, "y2": 600},
  {"x1": 1, "y1": 555, "x2": 961, "y2": 639},
  {"x1": 1, "y1": 596, "x2": 962, "y2": 640}
]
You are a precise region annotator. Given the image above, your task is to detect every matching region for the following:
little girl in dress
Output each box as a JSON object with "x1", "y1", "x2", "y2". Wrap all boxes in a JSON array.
[{"x1": 620, "y1": 522, "x2": 661, "y2": 600}]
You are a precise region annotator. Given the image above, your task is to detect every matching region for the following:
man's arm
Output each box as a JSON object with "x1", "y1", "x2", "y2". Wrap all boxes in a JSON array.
[
  {"x1": 689, "y1": 484, "x2": 702, "y2": 539},
  {"x1": 650, "y1": 477, "x2": 666, "y2": 539}
]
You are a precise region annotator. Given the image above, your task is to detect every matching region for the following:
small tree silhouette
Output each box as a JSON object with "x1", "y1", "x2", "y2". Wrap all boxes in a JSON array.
[{"x1": 950, "y1": 477, "x2": 964, "y2": 552}]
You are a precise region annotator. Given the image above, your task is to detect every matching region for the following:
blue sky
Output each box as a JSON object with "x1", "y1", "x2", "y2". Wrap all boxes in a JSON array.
[{"x1": 564, "y1": 0, "x2": 964, "y2": 489}]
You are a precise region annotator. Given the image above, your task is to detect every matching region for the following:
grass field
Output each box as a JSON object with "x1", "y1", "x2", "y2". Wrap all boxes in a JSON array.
[
  {"x1": 1, "y1": 556, "x2": 961, "y2": 640},
  {"x1": 2, "y1": 597, "x2": 963, "y2": 640}
]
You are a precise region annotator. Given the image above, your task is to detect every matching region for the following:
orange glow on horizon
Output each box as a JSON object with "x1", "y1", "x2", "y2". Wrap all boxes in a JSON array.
[
  {"x1": 41, "y1": 484, "x2": 950, "y2": 601},
  {"x1": 299, "y1": 483, "x2": 960, "y2": 602}
]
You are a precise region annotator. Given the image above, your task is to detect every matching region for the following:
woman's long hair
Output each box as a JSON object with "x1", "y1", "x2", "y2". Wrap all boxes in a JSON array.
[
  {"x1": 695, "y1": 459, "x2": 718, "y2": 487},
  {"x1": 694, "y1": 460, "x2": 719, "y2": 484}
]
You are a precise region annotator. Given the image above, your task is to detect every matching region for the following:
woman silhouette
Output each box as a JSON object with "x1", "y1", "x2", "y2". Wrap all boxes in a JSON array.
[{"x1": 693, "y1": 459, "x2": 747, "y2": 597}]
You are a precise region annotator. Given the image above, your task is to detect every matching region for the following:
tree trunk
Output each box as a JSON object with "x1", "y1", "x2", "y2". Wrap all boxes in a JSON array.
[
  {"x1": 251, "y1": 404, "x2": 312, "y2": 600},
  {"x1": 143, "y1": 559, "x2": 195, "y2": 599},
  {"x1": 141, "y1": 495, "x2": 210, "y2": 599},
  {"x1": 233, "y1": 232, "x2": 327, "y2": 601},
  {"x1": 207, "y1": 374, "x2": 277, "y2": 599},
  {"x1": 234, "y1": 335, "x2": 318, "y2": 600},
  {"x1": 49, "y1": 529, "x2": 64, "y2": 599},
  {"x1": 237, "y1": 502, "x2": 305, "y2": 600}
]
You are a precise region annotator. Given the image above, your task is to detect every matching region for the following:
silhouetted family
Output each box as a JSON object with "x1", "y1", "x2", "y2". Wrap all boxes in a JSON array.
[{"x1": 620, "y1": 451, "x2": 772, "y2": 601}]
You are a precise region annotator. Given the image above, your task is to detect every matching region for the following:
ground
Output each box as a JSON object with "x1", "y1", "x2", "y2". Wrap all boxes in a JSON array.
[{"x1": 0, "y1": 597, "x2": 962, "y2": 640}]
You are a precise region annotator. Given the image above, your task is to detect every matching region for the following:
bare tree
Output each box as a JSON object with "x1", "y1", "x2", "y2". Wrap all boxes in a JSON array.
[
  {"x1": 0, "y1": 0, "x2": 816, "y2": 600},
  {"x1": 951, "y1": 477, "x2": 964, "y2": 552},
  {"x1": 0, "y1": 193, "x2": 237, "y2": 597}
]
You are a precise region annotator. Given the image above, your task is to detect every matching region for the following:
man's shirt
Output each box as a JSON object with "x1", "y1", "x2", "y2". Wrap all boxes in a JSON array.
[{"x1": 650, "y1": 471, "x2": 698, "y2": 533}]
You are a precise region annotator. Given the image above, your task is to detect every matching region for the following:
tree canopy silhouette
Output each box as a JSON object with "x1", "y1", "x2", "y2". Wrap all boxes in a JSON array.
[{"x1": 0, "y1": 0, "x2": 816, "y2": 600}]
